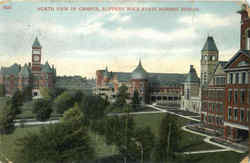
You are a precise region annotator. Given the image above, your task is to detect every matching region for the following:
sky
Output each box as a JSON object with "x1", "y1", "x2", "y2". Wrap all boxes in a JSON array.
[{"x1": 0, "y1": 1, "x2": 243, "y2": 78}]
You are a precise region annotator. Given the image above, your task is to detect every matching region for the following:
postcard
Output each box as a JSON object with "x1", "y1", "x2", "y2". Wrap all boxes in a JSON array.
[{"x1": 0, "y1": 0, "x2": 249, "y2": 163}]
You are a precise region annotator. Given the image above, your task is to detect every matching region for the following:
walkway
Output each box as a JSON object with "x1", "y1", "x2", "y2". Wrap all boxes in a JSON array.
[
  {"x1": 183, "y1": 149, "x2": 231, "y2": 155},
  {"x1": 15, "y1": 120, "x2": 59, "y2": 126},
  {"x1": 146, "y1": 105, "x2": 200, "y2": 122},
  {"x1": 148, "y1": 104, "x2": 248, "y2": 154},
  {"x1": 182, "y1": 125, "x2": 247, "y2": 154}
]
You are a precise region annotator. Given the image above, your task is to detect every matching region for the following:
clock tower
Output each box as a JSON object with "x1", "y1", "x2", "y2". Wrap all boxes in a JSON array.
[
  {"x1": 32, "y1": 37, "x2": 42, "y2": 73},
  {"x1": 31, "y1": 37, "x2": 42, "y2": 91}
]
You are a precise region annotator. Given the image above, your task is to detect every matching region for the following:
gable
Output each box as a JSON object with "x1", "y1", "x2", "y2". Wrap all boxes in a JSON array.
[
  {"x1": 214, "y1": 64, "x2": 226, "y2": 76},
  {"x1": 229, "y1": 54, "x2": 250, "y2": 69},
  {"x1": 224, "y1": 50, "x2": 250, "y2": 70}
]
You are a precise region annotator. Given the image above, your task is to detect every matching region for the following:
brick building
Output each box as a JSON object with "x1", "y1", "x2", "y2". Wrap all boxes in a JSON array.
[
  {"x1": 222, "y1": 4, "x2": 250, "y2": 142},
  {"x1": 96, "y1": 60, "x2": 186, "y2": 105},
  {"x1": 201, "y1": 61, "x2": 227, "y2": 133},
  {"x1": 0, "y1": 37, "x2": 56, "y2": 97}
]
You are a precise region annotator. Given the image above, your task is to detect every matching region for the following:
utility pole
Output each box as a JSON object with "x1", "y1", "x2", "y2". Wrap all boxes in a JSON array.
[{"x1": 167, "y1": 123, "x2": 172, "y2": 161}]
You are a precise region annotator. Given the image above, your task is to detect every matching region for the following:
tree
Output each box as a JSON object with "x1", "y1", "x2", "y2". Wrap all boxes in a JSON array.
[
  {"x1": 103, "y1": 113, "x2": 136, "y2": 163},
  {"x1": 131, "y1": 89, "x2": 140, "y2": 110},
  {"x1": 39, "y1": 87, "x2": 51, "y2": 100},
  {"x1": 0, "y1": 84, "x2": 5, "y2": 97},
  {"x1": 9, "y1": 90, "x2": 23, "y2": 114},
  {"x1": 32, "y1": 99, "x2": 53, "y2": 121},
  {"x1": 22, "y1": 86, "x2": 32, "y2": 102},
  {"x1": 61, "y1": 103, "x2": 87, "y2": 126},
  {"x1": 54, "y1": 91, "x2": 75, "y2": 114},
  {"x1": 153, "y1": 114, "x2": 182, "y2": 162},
  {"x1": 0, "y1": 103, "x2": 16, "y2": 135},
  {"x1": 132, "y1": 127, "x2": 155, "y2": 161},
  {"x1": 115, "y1": 85, "x2": 130, "y2": 107},
  {"x1": 15, "y1": 122, "x2": 95, "y2": 163},
  {"x1": 73, "y1": 90, "x2": 84, "y2": 104},
  {"x1": 80, "y1": 95, "x2": 106, "y2": 122}
]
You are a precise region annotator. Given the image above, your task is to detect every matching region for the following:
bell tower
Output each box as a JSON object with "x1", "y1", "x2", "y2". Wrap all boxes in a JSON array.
[{"x1": 200, "y1": 36, "x2": 219, "y2": 86}]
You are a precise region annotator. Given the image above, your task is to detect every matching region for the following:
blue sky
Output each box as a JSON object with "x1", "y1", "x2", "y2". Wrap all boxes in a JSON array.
[{"x1": 0, "y1": 1, "x2": 243, "y2": 77}]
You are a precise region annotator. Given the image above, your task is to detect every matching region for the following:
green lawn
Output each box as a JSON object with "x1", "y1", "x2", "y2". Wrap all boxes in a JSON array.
[
  {"x1": 180, "y1": 151, "x2": 246, "y2": 163},
  {"x1": 133, "y1": 113, "x2": 221, "y2": 152}
]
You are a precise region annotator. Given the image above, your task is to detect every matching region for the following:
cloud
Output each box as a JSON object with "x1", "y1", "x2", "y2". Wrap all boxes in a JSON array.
[
  {"x1": 109, "y1": 13, "x2": 131, "y2": 22},
  {"x1": 179, "y1": 13, "x2": 240, "y2": 28}
]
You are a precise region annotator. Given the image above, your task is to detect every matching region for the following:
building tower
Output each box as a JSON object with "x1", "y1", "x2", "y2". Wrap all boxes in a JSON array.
[
  {"x1": 130, "y1": 60, "x2": 148, "y2": 104},
  {"x1": 200, "y1": 36, "x2": 219, "y2": 86},
  {"x1": 31, "y1": 37, "x2": 42, "y2": 96},
  {"x1": 182, "y1": 65, "x2": 200, "y2": 113},
  {"x1": 237, "y1": 4, "x2": 250, "y2": 50}
]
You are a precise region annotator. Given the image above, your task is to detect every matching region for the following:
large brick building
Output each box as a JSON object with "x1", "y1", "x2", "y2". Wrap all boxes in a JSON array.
[
  {"x1": 201, "y1": 61, "x2": 227, "y2": 133},
  {"x1": 96, "y1": 60, "x2": 186, "y2": 105},
  {"x1": 223, "y1": 4, "x2": 250, "y2": 142},
  {"x1": 0, "y1": 37, "x2": 56, "y2": 97},
  {"x1": 200, "y1": 4, "x2": 250, "y2": 142}
]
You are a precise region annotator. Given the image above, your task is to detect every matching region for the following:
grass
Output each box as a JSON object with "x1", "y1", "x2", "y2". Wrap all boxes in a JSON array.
[
  {"x1": 180, "y1": 151, "x2": 246, "y2": 163},
  {"x1": 133, "y1": 113, "x2": 222, "y2": 152}
]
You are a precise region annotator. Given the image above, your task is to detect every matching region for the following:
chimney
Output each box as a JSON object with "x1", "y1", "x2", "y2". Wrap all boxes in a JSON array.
[
  {"x1": 237, "y1": 4, "x2": 248, "y2": 22},
  {"x1": 237, "y1": 4, "x2": 250, "y2": 50}
]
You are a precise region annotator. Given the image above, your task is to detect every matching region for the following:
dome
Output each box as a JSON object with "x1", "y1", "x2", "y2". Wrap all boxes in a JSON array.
[{"x1": 131, "y1": 60, "x2": 147, "y2": 80}]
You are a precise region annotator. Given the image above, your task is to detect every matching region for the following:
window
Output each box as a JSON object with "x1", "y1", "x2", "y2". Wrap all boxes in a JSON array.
[
  {"x1": 247, "y1": 110, "x2": 250, "y2": 122},
  {"x1": 235, "y1": 73, "x2": 239, "y2": 84},
  {"x1": 240, "y1": 89, "x2": 246, "y2": 104},
  {"x1": 228, "y1": 90, "x2": 232, "y2": 104},
  {"x1": 186, "y1": 88, "x2": 190, "y2": 100},
  {"x1": 240, "y1": 109, "x2": 244, "y2": 122},
  {"x1": 220, "y1": 104, "x2": 223, "y2": 113},
  {"x1": 216, "y1": 103, "x2": 220, "y2": 113},
  {"x1": 216, "y1": 77, "x2": 225, "y2": 85},
  {"x1": 234, "y1": 108, "x2": 238, "y2": 121},
  {"x1": 212, "y1": 103, "x2": 215, "y2": 112},
  {"x1": 234, "y1": 90, "x2": 238, "y2": 105},
  {"x1": 248, "y1": 89, "x2": 250, "y2": 104},
  {"x1": 230, "y1": 73, "x2": 233, "y2": 84},
  {"x1": 228, "y1": 108, "x2": 232, "y2": 120},
  {"x1": 242, "y1": 72, "x2": 246, "y2": 84}
]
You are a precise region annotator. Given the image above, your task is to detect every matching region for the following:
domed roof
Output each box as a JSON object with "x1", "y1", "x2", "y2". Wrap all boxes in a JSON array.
[{"x1": 131, "y1": 60, "x2": 147, "y2": 80}]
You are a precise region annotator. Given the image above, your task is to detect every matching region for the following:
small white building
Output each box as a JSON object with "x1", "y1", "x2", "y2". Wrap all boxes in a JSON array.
[{"x1": 181, "y1": 65, "x2": 201, "y2": 113}]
